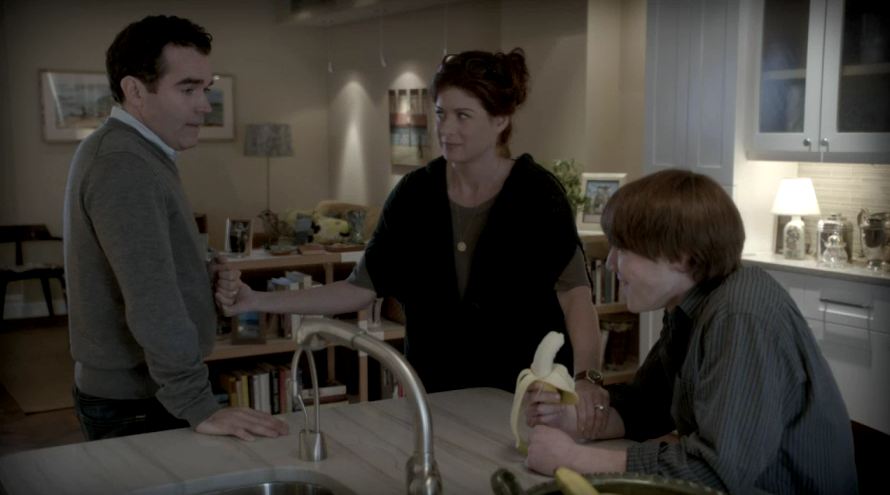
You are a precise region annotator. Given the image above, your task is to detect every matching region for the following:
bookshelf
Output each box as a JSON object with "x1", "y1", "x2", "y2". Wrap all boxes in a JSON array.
[
  {"x1": 206, "y1": 337, "x2": 295, "y2": 361},
  {"x1": 209, "y1": 248, "x2": 405, "y2": 406},
  {"x1": 579, "y1": 233, "x2": 640, "y2": 385}
]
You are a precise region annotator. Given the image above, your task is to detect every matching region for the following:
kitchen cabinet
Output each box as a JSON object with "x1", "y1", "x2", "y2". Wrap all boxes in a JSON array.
[
  {"x1": 765, "y1": 267, "x2": 890, "y2": 435},
  {"x1": 749, "y1": 0, "x2": 890, "y2": 163},
  {"x1": 644, "y1": 0, "x2": 740, "y2": 188}
]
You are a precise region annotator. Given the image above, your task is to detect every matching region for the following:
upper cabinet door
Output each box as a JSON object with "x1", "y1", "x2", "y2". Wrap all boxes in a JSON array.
[
  {"x1": 645, "y1": 0, "x2": 691, "y2": 172},
  {"x1": 645, "y1": 0, "x2": 739, "y2": 188},
  {"x1": 819, "y1": 0, "x2": 890, "y2": 158},
  {"x1": 751, "y1": 0, "x2": 826, "y2": 158},
  {"x1": 749, "y1": 0, "x2": 890, "y2": 163}
]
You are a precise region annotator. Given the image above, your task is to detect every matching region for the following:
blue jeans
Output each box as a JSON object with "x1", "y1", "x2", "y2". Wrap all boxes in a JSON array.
[{"x1": 72, "y1": 387, "x2": 189, "y2": 440}]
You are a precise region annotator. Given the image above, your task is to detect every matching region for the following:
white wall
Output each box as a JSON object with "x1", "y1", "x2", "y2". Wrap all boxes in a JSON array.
[
  {"x1": 586, "y1": 0, "x2": 645, "y2": 178},
  {"x1": 326, "y1": 0, "x2": 501, "y2": 207},
  {"x1": 499, "y1": 0, "x2": 588, "y2": 166},
  {"x1": 326, "y1": 0, "x2": 642, "y2": 206}
]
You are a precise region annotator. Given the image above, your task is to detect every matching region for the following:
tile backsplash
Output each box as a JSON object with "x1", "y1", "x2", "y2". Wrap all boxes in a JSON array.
[{"x1": 798, "y1": 163, "x2": 890, "y2": 258}]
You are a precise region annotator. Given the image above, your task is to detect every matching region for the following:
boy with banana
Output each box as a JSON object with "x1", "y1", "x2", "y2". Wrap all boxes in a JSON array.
[{"x1": 523, "y1": 169, "x2": 857, "y2": 494}]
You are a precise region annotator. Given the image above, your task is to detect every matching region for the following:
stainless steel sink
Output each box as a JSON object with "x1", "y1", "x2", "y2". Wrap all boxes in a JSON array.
[
  {"x1": 184, "y1": 468, "x2": 354, "y2": 495},
  {"x1": 200, "y1": 481, "x2": 334, "y2": 494}
]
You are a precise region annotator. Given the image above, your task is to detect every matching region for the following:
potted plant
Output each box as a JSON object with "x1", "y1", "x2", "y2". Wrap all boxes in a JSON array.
[{"x1": 550, "y1": 159, "x2": 589, "y2": 215}]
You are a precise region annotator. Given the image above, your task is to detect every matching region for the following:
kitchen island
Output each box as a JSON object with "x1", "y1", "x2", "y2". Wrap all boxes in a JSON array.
[{"x1": 0, "y1": 388, "x2": 600, "y2": 494}]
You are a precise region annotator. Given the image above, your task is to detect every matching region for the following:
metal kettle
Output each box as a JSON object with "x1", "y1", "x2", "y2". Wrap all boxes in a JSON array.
[{"x1": 858, "y1": 208, "x2": 890, "y2": 271}]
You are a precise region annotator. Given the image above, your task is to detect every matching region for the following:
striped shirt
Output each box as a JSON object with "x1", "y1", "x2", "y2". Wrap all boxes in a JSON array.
[{"x1": 610, "y1": 266, "x2": 857, "y2": 494}]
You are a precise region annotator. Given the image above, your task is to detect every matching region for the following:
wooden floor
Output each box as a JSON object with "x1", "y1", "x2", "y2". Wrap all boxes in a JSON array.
[{"x1": 0, "y1": 316, "x2": 83, "y2": 457}]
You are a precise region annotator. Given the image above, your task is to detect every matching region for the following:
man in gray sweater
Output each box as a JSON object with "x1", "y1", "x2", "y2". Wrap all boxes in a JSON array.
[{"x1": 63, "y1": 15, "x2": 287, "y2": 441}]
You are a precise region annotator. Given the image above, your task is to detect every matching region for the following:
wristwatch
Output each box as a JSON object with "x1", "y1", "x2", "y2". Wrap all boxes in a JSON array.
[{"x1": 574, "y1": 368, "x2": 604, "y2": 386}]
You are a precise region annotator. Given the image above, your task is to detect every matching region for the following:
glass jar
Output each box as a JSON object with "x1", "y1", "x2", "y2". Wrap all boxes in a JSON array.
[{"x1": 821, "y1": 234, "x2": 849, "y2": 268}]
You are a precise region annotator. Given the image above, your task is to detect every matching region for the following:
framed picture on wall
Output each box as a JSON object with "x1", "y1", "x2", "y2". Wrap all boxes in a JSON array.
[
  {"x1": 225, "y1": 218, "x2": 253, "y2": 257},
  {"x1": 39, "y1": 70, "x2": 113, "y2": 142},
  {"x1": 577, "y1": 173, "x2": 627, "y2": 232},
  {"x1": 388, "y1": 88, "x2": 433, "y2": 167},
  {"x1": 38, "y1": 70, "x2": 234, "y2": 142},
  {"x1": 199, "y1": 74, "x2": 235, "y2": 141}
]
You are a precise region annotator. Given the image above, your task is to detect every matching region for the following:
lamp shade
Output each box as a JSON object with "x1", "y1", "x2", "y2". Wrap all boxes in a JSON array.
[
  {"x1": 771, "y1": 178, "x2": 821, "y2": 216},
  {"x1": 244, "y1": 123, "x2": 294, "y2": 157}
]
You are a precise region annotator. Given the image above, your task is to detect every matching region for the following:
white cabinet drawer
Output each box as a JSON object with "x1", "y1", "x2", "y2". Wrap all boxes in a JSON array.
[
  {"x1": 811, "y1": 324, "x2": 890, "y2": 435},
  {"x1": 771, "y1": 265, "x2": 890, "y2": 434},
  {"x1": 768, "y1": 269, "x2": 889, "y2": 334}
]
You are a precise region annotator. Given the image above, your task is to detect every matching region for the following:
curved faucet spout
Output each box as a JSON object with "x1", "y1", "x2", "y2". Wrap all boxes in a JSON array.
[
  {"x1": 295, "y1": 318, "x2": 443, "y2": 495},
  {"x1": 291, "y1": 346, "x2": 326, "y2": 462}
]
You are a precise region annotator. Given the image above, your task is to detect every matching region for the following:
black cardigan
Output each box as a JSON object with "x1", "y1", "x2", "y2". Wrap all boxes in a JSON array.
[{"x1": 364, "y1": 154, "x2": 583, "y2": 392}]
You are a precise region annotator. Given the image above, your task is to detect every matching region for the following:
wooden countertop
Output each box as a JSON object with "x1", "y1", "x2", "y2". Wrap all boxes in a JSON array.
[{"x1": 0, "y1": 388, "x2": 617, "y2": 495}]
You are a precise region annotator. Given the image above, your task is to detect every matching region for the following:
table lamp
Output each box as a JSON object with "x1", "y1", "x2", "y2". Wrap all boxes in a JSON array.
[
  {"x1": 771, "y1": 177, "x2": 820, "y2": 260},
  {"x1": 244, "y1": 123, "x2": 294, "y2": 215}
]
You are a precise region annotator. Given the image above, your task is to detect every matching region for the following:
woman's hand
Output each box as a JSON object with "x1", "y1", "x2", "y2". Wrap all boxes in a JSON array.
[
  {"x1": 573, "y1": 380, "x2": 610, "y2": 440},
  {"x1": 214, "y1": 266, "x2": 254, "y2": 316}
]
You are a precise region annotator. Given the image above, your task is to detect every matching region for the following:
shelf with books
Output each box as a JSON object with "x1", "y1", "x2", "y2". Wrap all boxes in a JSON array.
[
  {"x1": 206, "y1": 337, "x2": 296, "y2": 362},
  {"x1": 580, "y1": 232, "x2": 640, "y2": 385},
  {"x1": 207, "y1": 252, "x2": 373, "y2": 414}
]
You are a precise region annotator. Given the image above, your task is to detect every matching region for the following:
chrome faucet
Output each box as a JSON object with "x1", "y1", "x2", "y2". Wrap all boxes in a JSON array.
[{"x1": 290, "y1": 318, "x2": 443, "y2": 495}]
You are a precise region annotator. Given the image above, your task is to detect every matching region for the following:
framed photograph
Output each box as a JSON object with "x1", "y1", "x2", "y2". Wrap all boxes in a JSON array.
[
  {"x1": 230, "y1": 312, "x2": 265, "y2": 345},
  {"x1": 225, "y1": 218, "x2": 253, "y2": 256},
  {"x1": 578, "y1": 173, "x2": 627, "y2": 231},
  {"x1": 199, "y1": 74, "x2": 235, "y2": 141},
  {"x1": 39, "y1": 71, "x2": 114, "y2": 142},
  {"x1": 389, "y1": 88, "x2": 433, "y2": 167},
  {"x1": 39, "y1": 70, "x2": 234, "y2": 142}
]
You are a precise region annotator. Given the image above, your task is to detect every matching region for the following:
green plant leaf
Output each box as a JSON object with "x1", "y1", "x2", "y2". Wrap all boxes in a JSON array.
[{"x1": 550, "y1": 159, "x2": 589, "y2": 213}]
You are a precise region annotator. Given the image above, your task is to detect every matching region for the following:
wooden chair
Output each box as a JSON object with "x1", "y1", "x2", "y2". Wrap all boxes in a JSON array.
[{"x1": 0, "y1": 225, "x2": 67, "y2": 321}]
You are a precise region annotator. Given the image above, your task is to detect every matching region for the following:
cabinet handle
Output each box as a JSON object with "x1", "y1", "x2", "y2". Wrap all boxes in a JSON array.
[
  {"x1": 818, "y1": 297, "x2": 871, "y2": 309},
  {"x1": 820, "y1": 137, "x2": 829, "y2": 146},
  {"x1": 803, "y1": 138, "x2": 811, "y2": 147}
]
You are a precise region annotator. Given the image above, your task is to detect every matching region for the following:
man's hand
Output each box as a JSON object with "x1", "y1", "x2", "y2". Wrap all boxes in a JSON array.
[
  {"x1": 196, "y1": 407, "x2": 289, "y2": 441},
  {"x1": 527, "y1": 425, "x2": 581, "y2": 475},
  {"x1": 214, "y1": 267, "x2": 254, "y2": 316},
  {"x1": 574, "y1": 379, "x2": 610, "y2": 440},
  {"x1": 525, "y1": 383, "x2": 577, "y2": 434}
]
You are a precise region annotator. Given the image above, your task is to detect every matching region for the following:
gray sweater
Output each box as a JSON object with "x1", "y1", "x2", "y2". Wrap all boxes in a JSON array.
[{"x1": 63, "y1": 118, "x2": 220, "y2": 427}]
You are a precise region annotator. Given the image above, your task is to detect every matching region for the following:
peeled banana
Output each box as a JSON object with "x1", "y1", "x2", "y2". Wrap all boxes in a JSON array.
[
  {"x1": 554, "y1": 467, "x2": 600, "y2": 495},
  {"x1": 510, "y1": 331, "x2": 578, "y2": 454}
]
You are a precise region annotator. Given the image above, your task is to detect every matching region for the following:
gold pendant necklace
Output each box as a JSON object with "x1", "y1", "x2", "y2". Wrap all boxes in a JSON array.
[{"x1": 454, "y1": 205, "x2": 476, "y2": 254}]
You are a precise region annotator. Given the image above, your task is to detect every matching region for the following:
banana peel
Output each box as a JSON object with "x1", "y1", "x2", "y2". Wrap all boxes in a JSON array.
[
  {"x1": 555, "y1": 467, "x2": 600, "y2": 495},
  {"x1": 510, "y1": 331, "x2": 578, "y2": 454}
]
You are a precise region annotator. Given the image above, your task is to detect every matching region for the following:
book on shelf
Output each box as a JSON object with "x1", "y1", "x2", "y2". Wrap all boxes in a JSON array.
[
  {"x1": 296, "y1": 382, "x2": 348, "y2": 408},
  {"x1": 280, "y1": 364, "x2": 294, "y2": 413},
  {"x1": 300, "y1": 382, "x2": 347, "y2": 400},
  {"x1": 591, "y1": 259, "x2": 619, "y2": 304},
  {"x1": 218, "y1": 372, "x2": 239, "y2": 406},
  {"x1": 218, "y1": 363, "x2": 292, "y2": 414},
  {"x1": 234, "y1": 370, "x2": 249, "y2": 409},
  {"x1": 257, "y1": 363, "x2": 281, "y2": 415}
]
